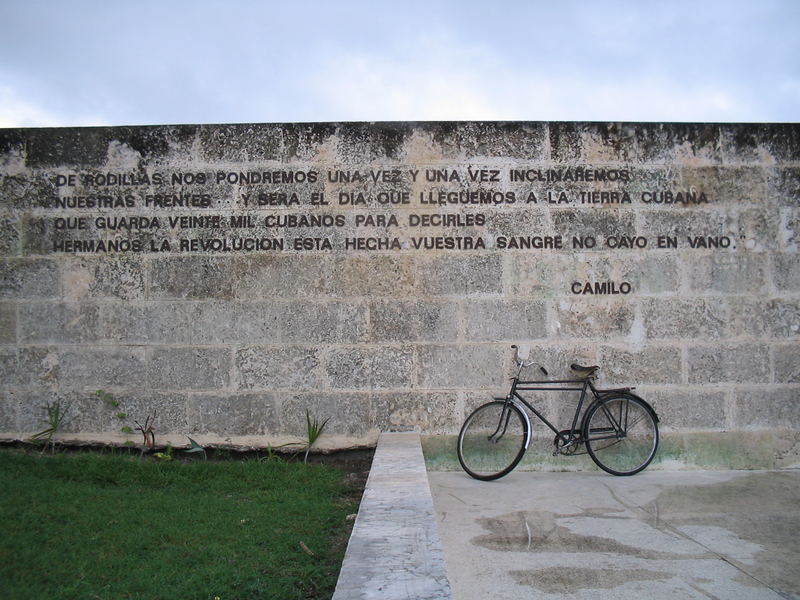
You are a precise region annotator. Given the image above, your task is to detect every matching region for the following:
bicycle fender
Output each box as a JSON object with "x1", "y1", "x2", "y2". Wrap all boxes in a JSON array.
[
  {"x1": 595, "y1": 391, "x2": 660, "y2": 424},
  {"x1": 494, "y1": 397, "x2": 533, "y2": 449}
]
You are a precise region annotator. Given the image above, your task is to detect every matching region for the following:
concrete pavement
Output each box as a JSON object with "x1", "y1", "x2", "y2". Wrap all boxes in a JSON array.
[{"x1": 429, "y1": 469, "x2": 800, "y2": 599}]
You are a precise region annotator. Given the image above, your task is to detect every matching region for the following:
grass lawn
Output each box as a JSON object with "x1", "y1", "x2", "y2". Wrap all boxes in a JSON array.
[{"x1": 0, "y1": 448, "x2": 361, "y2": 600}]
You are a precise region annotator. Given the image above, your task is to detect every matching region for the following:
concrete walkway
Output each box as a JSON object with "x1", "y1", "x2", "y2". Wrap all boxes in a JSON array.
[
  {"x1": 429, "y1": 469, "x2": 800, "y2": 599},
  {"x1": 332, "y1": 433, "x2": 452, "y2": 600}
]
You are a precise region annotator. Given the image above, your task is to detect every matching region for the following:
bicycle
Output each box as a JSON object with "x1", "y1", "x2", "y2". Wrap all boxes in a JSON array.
[{"x1": 457, "y1": 345, "x2": 660, "y2": 480}]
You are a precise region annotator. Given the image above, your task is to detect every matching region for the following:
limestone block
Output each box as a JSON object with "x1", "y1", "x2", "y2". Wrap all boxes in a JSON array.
[
  {"x1": 149, "y1": 256, "x2": 235, "y2": 299},
  {"x1": 107, "y1": 390, "x2": 189, "y2": 436},
  {"x1": 514, "y1": 343, "x2": 597, "y2": 380},
  {"x1": 0, "y1": 216, "x2": 20, "y2": 255},
  {"x1": 640, "y1": 210, "x2": 731, "y2": 241},
  {"x1": 554, "y1": 298, "x2": 635, "y2": 339},
  {"x1": 641, "y1": 298, "x2": 729, "y2": 340},
  {"x1": 599, "y1": 345, "x2": 683, "y2": 385},
  {"x1": 2, "y1": 347, "x2": 60, "y2": 389},
  {"x1": 463, "y1": 299, "x2": 547, "y2": 342},
  {"x1": 483, "y1": 208, "x2": 549, "y2": 239},
  {"x1": 325, "y1": 345, "x2": 414, "y2": 390},
  {"x1": 58, "y1": 347, "x2": 148, "y2": 389},
  {"x1": 103, "y1": 302, "x2": 280, "y2": 345},
  {"x1": 0, "y1": 172, "x2": 59, "y2": 211},
  {"x1": 369, "y1": 300, "x2": 460, "y2": 343},
  {"x1": 775, "y1": 344, "x2": 800, "y2": 383},
  {"x1": 730, "y1": 298, "x2": 800, "y2": 339},
  {"x1": 232, "y1": 255, "x2": 334, "y2": 298},
  {"x1": 0, "y1": 391, "x2": 16, "y2": 430},
  {"x1": 333, "y1": 122, "x2": 412, "y2": 163},
  {"x1": 734, "y1": 388, "x2": 800, "y2": 428},
  {"x1": 644, "y1": 389, "x2": 727, "y2": 430},
  {"x1": 415, "y1": 255, "x2": 503, "y2": 296},
  {"x1": 62, "y1": 257, "x2": 145, "y2": 301},
  {"x1": 688, "y1": 344, "x2": 770, "y2": 384},
  {"x1": 16, "y1": 390, "x2": 141, "y2": 434},
  {"x1": 720, "y1": 124, "x2": 800, "y2": 164},
  {"x1": 372, "y1": 392, "x2": 458, "y2": 434},
  {"x1": 19, "y1": 302, "x2": 101, "y2": 343},
  {"x1": 687, "y1": 255, "x2": 769, "y2": 298},
  {"x1": 772, "y1": 252, "x2": 800, "y2": 292},
  {"x1": 332, "y1": 256, "x2": 418, "y2": 297},
  {"x1": 736, "y1": 207, "x2": 782, "y2": 251},
  {"x1": 22, "y1": 127, "x2": 112, "y2": 168},
  {"x1": 0, "y1": 259, "x2": 59, "y2": 299},
  {"x1": 781, "y1": 208, "x2": 799, "y2": 251},
  {"x1": 682, "y1": 166, "x2": 767, "y2": 204},
  {"x1": 550, "y1": 122, "x2": 722, "y2": 164},
  {"x1": 279, "y1": 391, "x2": 372, "y2": 436},
  {"x1": 198, "y1": 123, "x2": 282, "y2": 162},
  {"x1": 187, "y1": 392, "x2": 278, "y2": 436},
  {"x1": 280, "y1": 122, "x2": 337, "y2": 161},
  {"x1": 280, "y1": 301, "x2": 368, "y2": 343},
  {"x1": 235, "y1": 346, "x2": 322, "y2": 390},
  {"x1": 428, "y1": 122, "x2": 548, "y2": 160},
  {"x1": 16, "y1": 390, "x2": 102, "y2": 433},
  {"x1": 0, "y1": 304, "x2": 15, "y2": 343},
  {"x1": 416, "y1": 345, "x2": 506, "y2": 389},
  {"x1": 768, "y1": 167, "x2": 800, "y2": 207},
  {"x1": 504, "y1": 254, "x2": 573, "y2": 297},
  {"x1": 147, "y1": 347, "x2": 230, "y2": 390},
  {"x1": 551, "y1": 209, "x2": 636, "y2": 243}
]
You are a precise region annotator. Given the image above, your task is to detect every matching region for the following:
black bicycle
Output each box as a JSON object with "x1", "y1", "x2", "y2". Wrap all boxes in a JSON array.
[{"x1": 457, "y1": 345, "x2": 659, "y2": 480}]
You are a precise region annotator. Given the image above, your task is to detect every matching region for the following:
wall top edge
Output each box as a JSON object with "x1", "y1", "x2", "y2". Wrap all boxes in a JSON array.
[{"x1": 1, "y1": 120, "x2": 799, "y2": 134}]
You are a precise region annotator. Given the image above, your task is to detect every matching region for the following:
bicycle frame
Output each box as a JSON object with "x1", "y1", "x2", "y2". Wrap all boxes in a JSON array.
[{"x1": 502, "y1": 365, "x2": 632, "y2": 451}]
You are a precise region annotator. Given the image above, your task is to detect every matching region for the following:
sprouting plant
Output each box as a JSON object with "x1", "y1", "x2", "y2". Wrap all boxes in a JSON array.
[
  {"x1": 184, "y1": 436, "x2": 207, "y2": 460},
  {"x1": 303, "y1": 409, "x2": 330, "y2": 463},
  {"x1": 135, "y1": 412, "x2": 156, "y2": 449},
  {"x1": 30, "y1": 399, "x2": 70, "y2": 454},
  {"x1": 96, "y1": 390, "x2": 132, "y2": 435},
  {"x1": 154, "y1": 442, "x2": 173, "y2": 461}
]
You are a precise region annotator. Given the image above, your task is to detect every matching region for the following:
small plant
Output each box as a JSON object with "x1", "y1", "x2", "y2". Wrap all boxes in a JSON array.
[
  {"x1": 30, "y1": 399, "x2": 70, "y2": 454},
  {"x1": 303, "y1": 409, "x2": 330, "y2": 463},
  {"x1": 96, "y1": 390, "x2": 132, "y2": 436},
  {"x1": 154, "y1": 442, "x2": 173, "y2": 461},
  {"x1": 135, "y1": 412, "x2": 156, "y2": 449},
  {"x1": 96, "y1": 389, "x2": 119, "y2": 408},
  {"x1": 184, "y1": 436, "x2": 207, "y2": 460}
]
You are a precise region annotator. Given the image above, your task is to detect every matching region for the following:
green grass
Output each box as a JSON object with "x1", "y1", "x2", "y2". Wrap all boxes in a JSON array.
[{"x1": 0, "y1": 449, "x2": 359, "y2": 600}]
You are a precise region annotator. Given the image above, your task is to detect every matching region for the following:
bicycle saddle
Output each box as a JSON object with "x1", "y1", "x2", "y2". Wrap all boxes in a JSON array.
[{"x1": 570, "y1": 363, "x2": 599, "y2": 377}]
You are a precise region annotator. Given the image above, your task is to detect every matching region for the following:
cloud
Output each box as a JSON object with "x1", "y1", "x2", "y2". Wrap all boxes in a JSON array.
[
  {"x1": 306, "y1": 47, "x2": 754, "y2": 123},
  {"x1": 0, "y1": 87, "x2": 64, "y2": 128},
  {"x1": 0, "y1": 86, "x2": 110, "y2": 128}
]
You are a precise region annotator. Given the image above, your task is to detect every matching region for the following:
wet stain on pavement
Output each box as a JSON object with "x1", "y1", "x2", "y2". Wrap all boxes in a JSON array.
[
  {"x1": 472, "y1": 508, "x2": 708, "y2": 560},
  {"x1": 511, "y1": 566, "x2": 670, "y2": 594},
  {"x1": 652, "y1": 472, "x2": 800, "y2": 598}
]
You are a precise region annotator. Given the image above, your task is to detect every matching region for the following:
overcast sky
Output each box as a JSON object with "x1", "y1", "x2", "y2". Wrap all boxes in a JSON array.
[{"x1": 1, "y1": 0, "x2": 798, "y2": 127}]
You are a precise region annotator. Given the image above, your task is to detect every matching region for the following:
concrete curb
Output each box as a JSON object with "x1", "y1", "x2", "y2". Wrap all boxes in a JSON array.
[{"x1": 332, "y1": 432, "x2": 453, "y2": 600}]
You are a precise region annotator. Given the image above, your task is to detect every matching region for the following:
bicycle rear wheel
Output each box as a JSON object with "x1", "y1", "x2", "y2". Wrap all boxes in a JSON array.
[
  {"x1": 457, "y1": 401, "x2": 529, "y2": 481},
  {"x1": 583, "y1": 394, "x2": 659, "y2": 476}
]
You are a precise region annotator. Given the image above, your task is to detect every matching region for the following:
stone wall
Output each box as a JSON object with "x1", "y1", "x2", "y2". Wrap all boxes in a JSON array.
[{"x1": 0, "y1": 122, "x2": 798, "y2": 459}]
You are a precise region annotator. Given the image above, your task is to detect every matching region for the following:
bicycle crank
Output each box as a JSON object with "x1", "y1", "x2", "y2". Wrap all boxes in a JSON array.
[{"x1": 553, "y1": 430, "x2": 581, "y2": 456}]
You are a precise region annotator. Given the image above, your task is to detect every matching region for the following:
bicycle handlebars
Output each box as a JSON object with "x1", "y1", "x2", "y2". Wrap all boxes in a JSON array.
[{"x1": 511, "y1": 345, "x2": 549, "y2": 376}]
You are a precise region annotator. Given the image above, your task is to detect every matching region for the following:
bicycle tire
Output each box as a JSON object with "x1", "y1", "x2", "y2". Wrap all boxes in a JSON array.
[
  {"x1": 457, "y1": 401, "x2": 529, "y2": 481},
  {"x1": 583, "y1": 394, "x2": 659, "y2": 476}
]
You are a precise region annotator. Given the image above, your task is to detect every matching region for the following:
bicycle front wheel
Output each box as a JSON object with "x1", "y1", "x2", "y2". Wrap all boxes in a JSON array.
[
  {"x1": 457, "y1": 401, "x2": 529, "y2": 481},
  {"x1": 583, "y1": 394, "x2": 659, "y2": 476}
]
